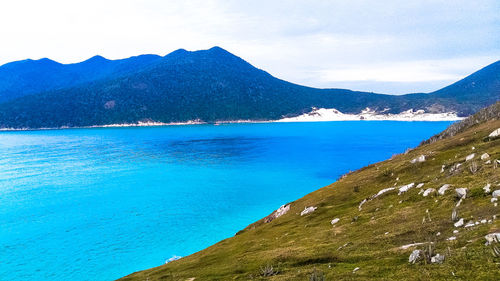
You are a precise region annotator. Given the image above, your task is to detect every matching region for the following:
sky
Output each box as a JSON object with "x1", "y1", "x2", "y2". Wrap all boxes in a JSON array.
[{"x1": 0, "y1": 0, "x2": 499, "y2": 94}]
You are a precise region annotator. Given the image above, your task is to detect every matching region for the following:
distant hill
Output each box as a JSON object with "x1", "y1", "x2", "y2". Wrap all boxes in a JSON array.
[
  {"x1": 119, "y1": 102, "x2": 500, "y2": 280},
  {"x1": 0, "y1": 47, "x2": 498, "y2": 129},
  {"x1": 0, "y1": 54, "x2": 162, "y2": 102}
]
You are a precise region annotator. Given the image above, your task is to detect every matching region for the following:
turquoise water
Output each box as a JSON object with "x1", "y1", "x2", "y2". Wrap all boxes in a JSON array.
[{"x1": 0, "y1": 121, "x2": 452, "y2": 280}]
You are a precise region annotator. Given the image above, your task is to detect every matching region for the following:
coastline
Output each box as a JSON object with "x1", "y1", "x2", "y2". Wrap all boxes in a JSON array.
[{"x1": 0, "y1": 108, "x2": 463, "y2": 132}]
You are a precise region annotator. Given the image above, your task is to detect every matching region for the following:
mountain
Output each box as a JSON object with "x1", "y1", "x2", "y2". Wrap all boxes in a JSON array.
[
  {"x1": 0, "y1": 54, "x2": 162, "y2": 102},
  {"x1": 0, "y1": 47, "x2": 498, "y2": 129},
  {"x1": 119, "y1": 102, "x2": 500, "y2": 280}
]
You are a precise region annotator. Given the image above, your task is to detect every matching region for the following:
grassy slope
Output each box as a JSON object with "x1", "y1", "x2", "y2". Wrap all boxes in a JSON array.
[{"x1": 120, "y1": 119, "x2": 500, "y2": 280}]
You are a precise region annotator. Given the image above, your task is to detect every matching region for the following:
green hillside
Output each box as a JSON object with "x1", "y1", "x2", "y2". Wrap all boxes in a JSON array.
[{"x1": 119, "y1": 102, "x2": 500, "y2": 280}]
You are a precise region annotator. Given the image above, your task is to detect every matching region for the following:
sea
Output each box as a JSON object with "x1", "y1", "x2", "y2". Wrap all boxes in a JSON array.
[{"x1": 0, "y1": 121, "x2": 452, "y2": 280}]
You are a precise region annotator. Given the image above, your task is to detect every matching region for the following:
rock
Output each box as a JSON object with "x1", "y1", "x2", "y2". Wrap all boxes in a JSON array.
[
  {"x1": 465, "y1": 153, "x2": 475, "y2": 161},
  {"x1": 410, "y1": 155, "x2": 426, "y2": 164},
  {"x1": 436, "y1": 232, "x2": 441, "y2": 236},
  {"x1": 409, "y1": 250, "x2": 423, "y2": 264},
  {"x1": 300, "y1": 206, "x2": 317, "y2": 216},
  {"x1": 264, "y1": 204, "x2": 290, "y2": 223},
  {"x1": 371, "y1": 187, "x2": 396, "y2": 199},
  {"x1": 358, "y1": 199, "x2": 367, "y2": 211},
  {"x1": 416, "y1": 183, "x2": 424, "y2": 188},
  {"x1": 481, "y1": 219, "x2": 487, "y2": 224},
  {"x1": 398, "y1": 183, "x2": 415, "y2": 195},
  {"x1": 455, "y1": 188, "x2": 467, "y2": 198},
  {"x1": 165, "y1": 255, "x2": 182, "y2": 264},
  {"x1": 489, "y1": 128, "x2": 500, "y2": 138},
  {"x1": 464, "y1": 221, "x2": 475, "y2": 228},
  {"x1": 485, "y1": 233, "x2": 500, "y2": 245},
  {"x1": 481, "y1": 153, "x2": 490, "y2": 160},
  {"x1": 454, "y1": 218, "x2": 464, "y2": 227},
  {"x1": 352, "y1": 267, "x2": 360, "y2": 273},
  {"x1": 486, "y1": 160, "x2": 492, "y2": 164},
  {"x1": 483, "y1": 183, "x2": 491, "y2": 194},
  {"x1": 331, "y1": 218, "x2": 340, "y2": 225},
  {"x1": 438, "y1": 184, "x2": 450, "y2": 195},
  {"x1": 453, "y1": 230, "x2": 459, "y2": 234},
  {"x1": 422, "y1": 188, "x2": 435, "y2": 197},
  {"x1": 447, "y1": 236, "x2": 457, "y2": 241},
  {"x1": 492, "y1": 198, "x2": 498, "y2": 203},
  {"x1": 492, "y1": 190, "x2": 500, "y2": 198},
  {"x1": 431, "y1": 254, "x2": 445, "y2": 264},
  {"x1": 440, "y1": 165, "x2": 445, "y2": 173}
]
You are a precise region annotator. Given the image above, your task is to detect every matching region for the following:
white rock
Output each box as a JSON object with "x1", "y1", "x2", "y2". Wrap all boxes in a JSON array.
[
  {"x1": 447, "y1": 236, "x2": 457, "y2": 241},
  {"x1": 409, "y1": 250, "x2": 422, "y2": 264},
  {"x1": 464, "y1": 221, "x2": 475, "y2": 228},
  {"x1": 465, "y1": 153, "x2": 475, "y2": 161},
  {"x1": 472, "y1": 146, "x2": 475, "y2": 150},
  {"x1": 165, "y1": 255, "x2": 182, "y2": 264},
  {"x1": 481, "y1": 153, "x2": 490, "y2": 160},
  {"x1": 454, "y1": 218, "x2": 464, "y2": 227},
  {"x1": 331, "y1": 218, "x2": 340, "y2": 225},
  {"x1": 485, "y1": 233, "x2": 500, "y2": 245},
  {"x1": 489, "y1": 128, "x2": 500, "y2": 138},
  {"x1": 300, "y1": 206, "x2": 317, "y2": 216},
  {"x1": 453, "y1": 230, "x2": 459, "y2": 234},
  {"x1": 398, "y1": 183, "x2": 415, "y2": 195},
  {"x1": 436, "y1": 232, "x2": 441, "y2": 236},
  {"x1": 372, "y1": 187, "x2": 396, "y2": 199},
  {"x1": 385, "y1": 232, "x2": 389, "y2": 235},
  {"x1": 455, "y1": 188, "x2": 467, "y2": 198},
  {"x1": 492, "y1": 190, "x2": 500, "y2": 198},
  {"x1": 411, "y1": 155, "x2": 426, "y2": 164},
  {"x1": 483, "y1": 183, "x2": 491, "y2": 194},
  {"x1": 416, "y1": 183, "x2": 424, "y2": 188},
  {"x1": 431, "y1": 254, "x2": 445, "y2": 264},
  {"x1": 422, "y1": 188, "x2": 435, "y2": 197},
  {"x1": 358, "y1": 199, "x2": 367, "y2": 211},
  {"x1": 352, "y1": 267, "x2": 360, "y2": 273},
  {"x1": 485, "y1": 160, "x2": 492, "y2": 164},
  {"x1": 440, "y1": 165, "x2": 445, "y2": 173},
  {"x1": 492, "y1": 198, "x2": 498, "y2": 203},
  {"x1": 481, "y1": 219, "x2": 487, "y2": 224},
  {"x1": 438, "y1": 184, "x2": 450, "y2": 195}
]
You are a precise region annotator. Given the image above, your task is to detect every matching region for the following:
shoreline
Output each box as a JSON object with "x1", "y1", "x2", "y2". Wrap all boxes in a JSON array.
[{"x1": 0, "y1": 109, "x2": 463, "y2": 132}]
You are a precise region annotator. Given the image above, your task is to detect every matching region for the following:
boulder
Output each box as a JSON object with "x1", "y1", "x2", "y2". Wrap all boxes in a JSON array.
[
  {"x1": 422, "y1": 188, "x2": 435, "y2": 197},
  {"x1": 409, "y1": 250, "x2": 423, "y2": 264},
  {"x1": 165, "y1": 255, "x2": 182, "y2": 264},
  {"x1": 416, "y1": 183, "x2": 424, "y2": 188},
  {"x1": 300, "y1": 206, "x2": 317, "y2": 216},
  {"x1": 398, "y1": 183, "x2": 415, "y2": 195},
  {"x1": 465, "y1": 153, "x2": 475, "y2": 161},
  {"x1": 431, "y1": 254, "x2": 445, "y2": 264},
  {"x1": 438, "y1": 184, "x2": 450, "y2": 195},
  {"x1": 483, "y1": 183, "x2": 491, "y2": 194},
  {"x1": 489, "y1": 128, "x2": 500, "y2": 138},
  {"x1": 492, "y1": 190, "x2": 500, "y2": 198},
  {"x1": 410, "y1": 155, "x2": 426, "y2": 164},
  {"x1": 264, "y1": 204, "x2": 290, "y2": 223},
  {"x1": 485, "y1": 233, "x2": 500, "y2": 245},
  {"x1": 454, "y1": 218, "x2": 464, "y2": 228},
  {"x1": 331, "y1": 218, "x2": 340, "y2": 225},
  {"x1": 455, "y1": 188, "x2": 467, "y2": 198},
  {"x1": 481, "y1": 153, "x2": 490, "y2": 160}
]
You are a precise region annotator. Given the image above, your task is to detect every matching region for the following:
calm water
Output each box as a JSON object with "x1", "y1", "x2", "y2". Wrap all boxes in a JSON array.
[{"x1": 0, "y1": 121, "x2": 451, "y2": 280}]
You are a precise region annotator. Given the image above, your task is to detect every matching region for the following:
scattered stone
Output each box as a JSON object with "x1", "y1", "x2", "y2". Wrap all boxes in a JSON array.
[
  {"x1": 300, "y1": 206, "x2": 317, "y2": 216},
  {"x1": 489, "y1": 128, "x2": 500, "y2": 139},
  {"x1": 337, "y1": 242, "x2": 352, "y2": 250},
  {"x1": 373, "y1": 187, "x2": 396, "y2": 199},
  {"x1": 431, "y1": 254, "x2": 445, "y2": 264},
  {"x1": 464, "y1": 221, "x2": 475, "y2": 228},
  {"x1": 409, "y1": 250, "x2": 423, "y2": 264},
  {"x1": 465, "y1": 153, "x2": 475, "y2": 161},
  {"x1": 492, "y1": 198, "x2": 498, "y2": 203},
  {"x1": 485, "y1": 233, "x2": 500, "y2": 245},
  {"x1": 447, "y1": 236, "x2": 457, "y2": 241},
  {"x1": 416, "y1": 183, "x2": 424, "y2": 188},
  {"x1": 398, "y1": 183, "x2": 415, "y2": 195},
  {"x1": 455, "y1": 188, "x2": 467, "y2": 199},
  {"x1": 422, "y1": 188, "x2": 435, "y2": 197},
  {"x1": 358, "y1": 199, "x2": 367, "y2": 211},
  {"x1": 438, "y1": 184, "x2": 450, "y2": 195},
  {"x1": 481, "y1": 153, "x2": 490, "y2": 160},
  {"x1": 483, "y1": 183, "x2": 491, "y2": 194},
  {"x1": 264, "y1": 204, "x2": 290, "y2": 223},
  {"x1": 331, "y1": 218, "x2": 340, "y2": 225},
  {"x1": 454, "y1": 218, "x2": 464, "y2": 228},
  {"x1": 481, "y1": 219, "x2": 487, "y2": 224},
  {"x1": 352, "y1": 267, "x2": 360, "y2": 273},
  {"x1": 472, "y1": 146, "x2": 475, "y2": 150},
  {"x1": 492, "y1": 190, "x2": 500, "y2": 198},
  {"x1": 410, "y1": 155, "x2": 426, "y2": 164},
  {"x1": 453, "y1": 230, "x2": 459, "y2": 234},
  {"x1": 441, "y1": 165, "x2": 445, "y2": 173},
  {"x1": 436, "y1": 232, "x2": 441, "y2": 236},
  {"x1": 401, "y1": 242, "x2": 429, "y2": 250},
  {"x1": 486, "y1": 160, "x2": 492, "y2": 164}
]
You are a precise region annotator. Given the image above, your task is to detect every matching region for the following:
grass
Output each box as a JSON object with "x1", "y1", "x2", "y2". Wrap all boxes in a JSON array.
[{"x1": 119, "y1": 119, "x2": 500, "y2": 281}]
